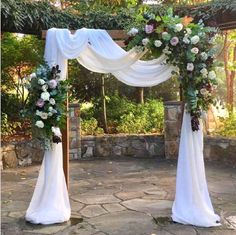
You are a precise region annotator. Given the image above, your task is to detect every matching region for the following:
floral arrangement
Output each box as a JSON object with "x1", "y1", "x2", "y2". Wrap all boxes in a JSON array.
[
  {"x1": 126, "y1": 10, "x2": 218, "y2": 131},
  {"x1": 25, "y1": 64, "x2": 68, "y2": 147}
]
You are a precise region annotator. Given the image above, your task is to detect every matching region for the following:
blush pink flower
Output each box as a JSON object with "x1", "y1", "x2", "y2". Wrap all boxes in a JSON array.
[
  {"x1": 145, "y1": 24, "x2": 154, "y2": 34},
  {"x1": 36, "y1": 98, "x2": 45, "y2": 108},
  {"x1": 170, "y1": 37, "x2": 179, "y2": 46},
  {"x1": 48, "y1": 79, "x2": 57, "y2": 89}
]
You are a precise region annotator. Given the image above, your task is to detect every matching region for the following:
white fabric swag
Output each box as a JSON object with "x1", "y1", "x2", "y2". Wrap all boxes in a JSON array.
[{"x1": 26, "y1": 28, "x2": 220, "y2": 227}]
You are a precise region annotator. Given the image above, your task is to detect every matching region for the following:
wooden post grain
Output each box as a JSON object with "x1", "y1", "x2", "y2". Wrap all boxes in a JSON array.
[{"x1": 62, "y1": 96, "x2": 69, "y2": 188}]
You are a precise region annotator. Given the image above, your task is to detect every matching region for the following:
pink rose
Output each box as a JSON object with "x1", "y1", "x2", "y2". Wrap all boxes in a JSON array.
[
  {"x1": 48, "y1": 79, "x2": 57, "y2": 89},
  {"x1": 170, "y1": 37, "x2": 179, "y2": 46},
  {"x1": 36, "y1": 98, "x2": 45, "y2": 108},
  {"x1": 145, "y1": 24, "x2": 154, "y2": 34}
]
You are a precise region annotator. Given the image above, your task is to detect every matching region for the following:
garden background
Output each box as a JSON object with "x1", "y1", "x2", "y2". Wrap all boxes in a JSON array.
[{"x1": 1, "y1": 0, "x2": 236, "y2": 141}]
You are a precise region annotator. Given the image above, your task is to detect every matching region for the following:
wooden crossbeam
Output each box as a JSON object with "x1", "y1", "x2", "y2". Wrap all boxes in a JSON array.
[{"x1": 41, "y1": 30, "x2": 127, "y2": 47}]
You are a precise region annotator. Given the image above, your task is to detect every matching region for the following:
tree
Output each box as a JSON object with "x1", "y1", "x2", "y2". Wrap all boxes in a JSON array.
[
  {"x1": 223, "y1": 30, "x2": 236, "y2": 110},
  {"x1": 1, "y1": 33, "x2": 44, "y2": 118}
]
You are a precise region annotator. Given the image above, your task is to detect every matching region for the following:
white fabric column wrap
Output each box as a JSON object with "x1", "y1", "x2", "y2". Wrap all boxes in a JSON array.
[
  {"x1": 25, "y1": 143, "x2": 71, "y2": 224},
  {"x1": 172, "y1": 110, "x2": 220, "y2": 227}
]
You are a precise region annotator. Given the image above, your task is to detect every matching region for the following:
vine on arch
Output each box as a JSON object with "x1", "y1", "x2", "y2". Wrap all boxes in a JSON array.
[{"x1": 126, "y1": 9, "x2": 219, "y2": 131}]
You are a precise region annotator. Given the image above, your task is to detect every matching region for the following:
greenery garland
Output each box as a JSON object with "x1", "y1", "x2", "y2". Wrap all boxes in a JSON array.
[
  {"x1": 126, "y1": 9, "x2": 219, "y2": 131},
  {"x1": 25, "y1": 64, "x2": 68, "y2": 148}
]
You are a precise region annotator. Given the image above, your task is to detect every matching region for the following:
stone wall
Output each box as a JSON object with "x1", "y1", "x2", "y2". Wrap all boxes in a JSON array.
[
  {"x1": 69, "y1": 103, "x2": 81, "y2": 160},
  {"x1": 1, "y1": 140, "x2": 44, "y2": 169},
  {"x1": 1, "y1": 102, "x2": 236, "y2": 169},
  {"x1": 81, "y1": 135, "x2": 165, "y2": 158},
  {"x1": 204, "y1": 136, "x2": 236, "y2": 166}
]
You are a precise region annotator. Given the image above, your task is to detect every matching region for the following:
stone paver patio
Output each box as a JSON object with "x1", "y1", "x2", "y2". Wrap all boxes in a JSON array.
[{"x1": 1, "y1": 158, "x2": 236, "y2": 235}]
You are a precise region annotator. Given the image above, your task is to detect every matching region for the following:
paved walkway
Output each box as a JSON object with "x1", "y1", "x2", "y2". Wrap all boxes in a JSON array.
[{"x1": 1, "y1": 158, "x2": 236, "y2": 235}]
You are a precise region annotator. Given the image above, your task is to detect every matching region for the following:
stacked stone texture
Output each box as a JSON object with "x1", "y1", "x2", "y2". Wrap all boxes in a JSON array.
[{"x1": 164, "y1": 101, "x2": 183, "y2": 159}]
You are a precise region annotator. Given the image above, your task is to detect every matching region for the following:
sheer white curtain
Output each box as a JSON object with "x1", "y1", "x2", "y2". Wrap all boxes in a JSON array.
[
  {"x1": 26, "y1": 28, "x2": 219, "y2": 227},
  {"x1": 172, "y1": 111, "x2": 220, "y2": 227},
  {"x1": 25, "y1": 143, "x2": 70, "y2": 224}
]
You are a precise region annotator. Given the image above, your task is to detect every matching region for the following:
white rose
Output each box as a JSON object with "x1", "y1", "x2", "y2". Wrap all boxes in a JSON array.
[
  {"x1": 201, "y1": 52, "x2": 208, "y2": 61},
  {"x1": 42, "y1": 84, "x2": 48, "y2": 92},
  {"x1": 200, "y1": 88, "x2": 208, "y2": 96},
  {"x1": 30, "y1": 73, "x2": 36, "y2": 79},
  {"x1": 187, "y1": 63, "x2": 194, "y2": 71},
  {"x1": 128, "y1": 28, "x2": 139, "y2": 36},
  {"x1": 41, "y1": 91, "x2": 50, "y2": 101},
  {"x1": 191, "y1": 35, "x2": 200, "y2": 44},
  {"x1": 142, "y1": 38, "x2": 149, "y2": 46},
  {"x1": 186, "y1": 28, "x2": 192, "y2": 35},
  {"x1": 208, "y1": 71, "x2": 216, "y2": 80},
  {"x1": 51, "y1": 126, "x2": 62, "y2": 137},
  {"x1": 183, "y1": 36, "x2": 190, "y2": 44},
  {"x1": 162, "y1": 32, "x2": 171, "y2": 40},
  {"x1": 36, "y1": 110, "x2": 42, "y2": 116},
  {"x1": 35, "y1": 120, "x2": 44, "y2": 128},
  {"x1": 40, "y1": 112, "x2": 48, "y2": 120},
  {"x1": 38, "y1": 79, "x2": 45, "y2": 85},
  {"x1": 175, "y1": 23, "x2": 183, "y2": 32},
  {"x1": 191, "y1": 47, "x2": 199, "y2": 54},
  {"x1": 49, "y1": 98, "x2": 56, "y2": 105},
  {"x1": 48, "y1": 106, "x2": 54, "y2": 112},
  {"x1": 200, "y1": 68, "x2": 208, "y2": 78},
  {"x1": 154, "y1": 40, "x2": 162, "y2": 47}
]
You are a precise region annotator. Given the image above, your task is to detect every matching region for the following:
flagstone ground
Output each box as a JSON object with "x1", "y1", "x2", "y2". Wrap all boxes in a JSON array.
[{"x1": 1, "y1": 158, "x2": 236, "y2": 235}]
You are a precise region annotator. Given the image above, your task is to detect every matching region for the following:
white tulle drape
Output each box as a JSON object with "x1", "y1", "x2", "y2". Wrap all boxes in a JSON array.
[
  {"x1": 26, "y1": 27, "x2": 219, "y2": 227},
  {"x1": 172, "y1": 111, "x2": 220, "y2": 227},
  {"x1": 25, "y1": 143, "x2": 70, "y2": 224},
  {"x1": 44, "y1": 28, "x2": 174, "y2": 86}
]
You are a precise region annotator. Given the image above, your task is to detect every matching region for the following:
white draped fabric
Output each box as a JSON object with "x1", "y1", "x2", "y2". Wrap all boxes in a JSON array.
[
  {"x1": 172, "y1": 111, "x2": 220, "y2": 227},
  {"x1": 26, "y1": 27, "x2": 220, "y2": 227},
  {"x1": 44, "y1": 28, "x2": 174, "y2": 86},
  {"x1": 25, "y1": 143, "x2": 70, "y2": 224}
]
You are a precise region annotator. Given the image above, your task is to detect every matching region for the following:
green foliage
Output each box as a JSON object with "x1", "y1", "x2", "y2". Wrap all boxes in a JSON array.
[
  {"x1": 1, "y1": 33, "x2": 44, "y2": 119},
  {"x1": 117, "y1": 99, "x2": 164, "y2": 134},
  {"x1": 81, "y1": 117, "x2": 104, "y2": 135},
  {"x1": 215, "y1": 112, "x2": 236, "y2": 137},
  {"x1": 1, "y1": 0, "x2": 134, "y2": 34},
  {"x1": 1, "y1": 113, "x2": 22, "y2": 136},
  {"x1": 80, "y1": 96, "x2": 164, "y2": 135}
]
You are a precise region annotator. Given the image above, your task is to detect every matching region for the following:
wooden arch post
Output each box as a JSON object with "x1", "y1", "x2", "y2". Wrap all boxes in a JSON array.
[{"x1": 41, "y1": 29, "x2": 127, "y2": 187}]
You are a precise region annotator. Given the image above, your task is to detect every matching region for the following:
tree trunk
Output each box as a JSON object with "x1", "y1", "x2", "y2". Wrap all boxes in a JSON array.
[
  {"x1": 223, "y1": 31, "x2": 231, "y2": 109},
  {"x1": 136, "y1": 87, "x2": 144, "y2": 104},
  {"x1": 101, "y1": 76, "x2": 108, "y2": 133},
  {"x1": 224, "y1": 31, "x2": 236, "y2": 110},
  {"x1": 229, "y1": 45, "x2": 236, "y2": 109}
]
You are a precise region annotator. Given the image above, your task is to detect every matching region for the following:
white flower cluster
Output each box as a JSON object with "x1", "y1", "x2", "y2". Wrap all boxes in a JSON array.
[
  {"x1": 33, "y1": 70, "x2": 60, "y2": 130},
  {"x1": 128, "y1": 28, "x2": 139, "y2": 36}
]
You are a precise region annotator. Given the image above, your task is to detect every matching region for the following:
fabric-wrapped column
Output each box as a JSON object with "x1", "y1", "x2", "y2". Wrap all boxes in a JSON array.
[{"x1": 172, "y1": 110, "x2": 220, "y2": 227}]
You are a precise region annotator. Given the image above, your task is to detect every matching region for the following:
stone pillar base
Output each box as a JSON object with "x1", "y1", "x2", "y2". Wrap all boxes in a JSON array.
[{"x1": 164, "y1": 101, "x2": 183, "y2": 159}]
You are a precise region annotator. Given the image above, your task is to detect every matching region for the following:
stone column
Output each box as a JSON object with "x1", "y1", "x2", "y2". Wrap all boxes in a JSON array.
[
  {"x1": 164, "y1": 101, "x2": 183, "y2": 159},
  {"x1": 69, "y1": 103, "x2": 81, "y2": 159}
]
